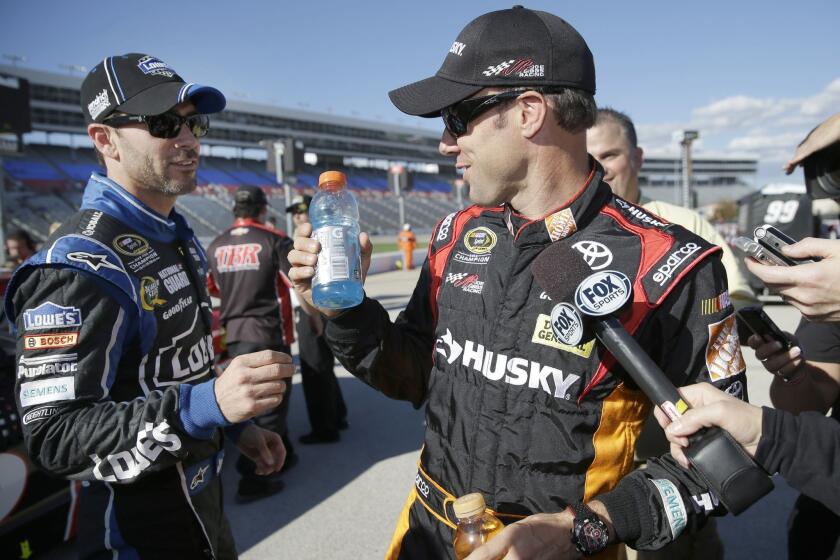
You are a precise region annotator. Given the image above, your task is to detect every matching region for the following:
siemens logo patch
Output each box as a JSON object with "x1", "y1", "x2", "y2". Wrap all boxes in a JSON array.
[
  {"x1": 23, "y1": 302, "x2": 82, "y2": 331},
  {"x1": 20, "y1": 376, "x2": 75, "y2": 407},
  {"x1": 651, "y1": 479, "x2": 687, "y2": 541}
]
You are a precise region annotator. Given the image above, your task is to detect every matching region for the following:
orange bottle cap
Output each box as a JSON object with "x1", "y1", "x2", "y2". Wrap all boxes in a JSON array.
[{"x1": 319, "y1": 171, "x2": 347, "y2": 189}]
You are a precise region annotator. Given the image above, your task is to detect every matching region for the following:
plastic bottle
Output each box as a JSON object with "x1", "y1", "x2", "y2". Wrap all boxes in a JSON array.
[
  {"x1": 309, "y1": 170, "x2": 364, "y2": 309},
  {"x1": 452, "y1": 493, "x2": 504, "y2": 560}
]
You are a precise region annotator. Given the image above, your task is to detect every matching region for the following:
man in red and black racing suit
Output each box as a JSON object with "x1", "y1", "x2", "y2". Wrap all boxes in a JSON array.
[
  {"x1": 291, "y1": 8, "x2": 747, "y2": 559},
  {"x1": 324, "y1": 165, "x2": 745, "y2": 559}
]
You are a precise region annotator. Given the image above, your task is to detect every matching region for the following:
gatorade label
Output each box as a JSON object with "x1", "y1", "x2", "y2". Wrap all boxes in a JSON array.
[{"x1": 313, "y1": 226, "x2": 350, "y2": 284}]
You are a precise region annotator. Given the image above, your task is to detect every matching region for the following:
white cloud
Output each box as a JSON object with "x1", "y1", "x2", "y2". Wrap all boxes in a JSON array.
[
  {"x1": 636, "y1": 78, "x2": 840, "y2": 182},
  {"x1": 801, "y1": 78, "x2": 840, "y2": 116}
]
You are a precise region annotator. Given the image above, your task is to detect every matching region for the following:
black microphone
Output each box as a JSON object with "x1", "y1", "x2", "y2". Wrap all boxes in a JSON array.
[{"x1": 532, "y1": 241, "x2": 773, "y2": 515}]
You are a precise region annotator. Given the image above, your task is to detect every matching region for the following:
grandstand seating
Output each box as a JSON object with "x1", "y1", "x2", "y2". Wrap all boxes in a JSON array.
[{"x1": 4, "y1": 144, "x2": 462, "y2": 243}]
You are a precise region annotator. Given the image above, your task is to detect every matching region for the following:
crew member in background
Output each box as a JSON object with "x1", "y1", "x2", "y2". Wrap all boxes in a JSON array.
[
  {"x1": 5, "y1": 52, "x2": 291, "y2": 558},
  {"x1": 208, "y1": 185, "x2": 298, "y2": 502},
  {"x1": 587, "y1": 108, "x2": 761, "y2": 560},
  {"x1": 588, "y1": 108, "x2": 757, "y2": 310},
  {"x1": 287, "y1": 195, "x2": 348, "y2": 443},
  {"x1": 4, "y1": 229, "x2": 36, "y2": 268},
  {"x1": 397, "y1": 223, "x2": 417, "y2": 270}
]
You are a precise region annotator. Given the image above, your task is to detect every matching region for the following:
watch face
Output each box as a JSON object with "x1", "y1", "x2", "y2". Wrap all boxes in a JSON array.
[
  {"x1": 582, "y1": 521, "x2": 606, "y2": 548},
  {"x1": 574, "y1": 518, "x2": 609, "y2": 555}
]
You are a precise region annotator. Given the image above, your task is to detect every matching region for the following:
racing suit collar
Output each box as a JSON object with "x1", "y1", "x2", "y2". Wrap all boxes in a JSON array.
[
  {"x1": 82, "y1": 172, "x2": 196, "y2": 243},
  {"x1": 505, "y1": 160, "x2": 612, "y2": 245}
]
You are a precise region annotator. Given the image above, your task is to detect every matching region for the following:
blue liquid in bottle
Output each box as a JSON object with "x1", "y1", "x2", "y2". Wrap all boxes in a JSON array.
[{"x1": 310, "y1": 171, "x2": 364, "y2": 309}]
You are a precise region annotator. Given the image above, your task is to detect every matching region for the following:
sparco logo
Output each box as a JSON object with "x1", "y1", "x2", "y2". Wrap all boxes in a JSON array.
[
  {"x1": 414, "y1": 473, "x2": 430, "y2": 498},
  {"x1": 434, "y1": 331, "x2": 581, "y2": 400},
  {"x1": 82, "y1": 211, "x2": 103, "y2": 236},
  {"x1": 436, "y1": 212, "x2": 456, "y2": 242},
  {"x1": 615, "y1": 199, "x2": 668, "y2": 228},
  {"x1": 652, "y1": 243, "x2": 701, "y2": 286},
  {"x1": 575, "y1": 270, "x2": 632, "y2": 316},
  {"x1": 91, "y1": 420, "x2": 182, "y2": 482},
  {"x1": 572, "y1": 241, "x2": 613, "y2": 270},
  {"x1": 550, "y1": 303, "x2": 583, "y2": 346}
]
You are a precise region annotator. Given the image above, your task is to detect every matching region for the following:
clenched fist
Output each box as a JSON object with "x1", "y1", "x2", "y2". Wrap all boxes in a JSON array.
[{"x1": 214, "y1": 350, "x2": 294, "y2": 423}]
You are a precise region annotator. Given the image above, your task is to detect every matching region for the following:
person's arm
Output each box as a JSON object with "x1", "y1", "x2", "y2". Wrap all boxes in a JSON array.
[
  {"x1": 464, "y1": 503, "x2": 614, "y2": 559},
  {"x1": 657, "y1": 383, "x2": 840, "y2": 516},
  {"x1": 784, "y1": 112, "x2": 840, "y2": 174},
  {"x1": 599, "y1": 255, "x2": 744, "y2": 550},
  {"x1": 288, "y1": 221, "x2": 434, "y2": 407},
  {"x1": 769, "y1": 358, "x2": 840, "y2": 414},
  {"x1": 13, "y1": 267, "x2": 291, "y2": 483},
  {"x1": 324, "y1": 258, "x2": 436, "y2": 407},
  {"x1": 745, "y1": 238, "x2": 840, "y2": 321},
  {"x1": 755, "y1": 407, "x2": 840, "y2": 515},
  {"x1": 749, "y1": 318, "x2": 840, "y2": 414}
]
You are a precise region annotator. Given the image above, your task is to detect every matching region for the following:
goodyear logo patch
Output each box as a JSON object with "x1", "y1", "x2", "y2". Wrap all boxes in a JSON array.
[{"x1": 532, "y1": 314, "x2": 595, "y2": 358}]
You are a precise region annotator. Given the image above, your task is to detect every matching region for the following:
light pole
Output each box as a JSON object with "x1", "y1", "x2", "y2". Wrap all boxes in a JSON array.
[
  {"x1": 2, "y1": 54, "x2": 27, "y2": 67},
  {"x1": 681, "y1": 130, "x2": 699, "y2": 209},
  {"x1": 58, "y1": 63, "x2": 88, "y2": 75},
  {"x1": 454, "y1": 178, "x2": 465, "y2": 209}
]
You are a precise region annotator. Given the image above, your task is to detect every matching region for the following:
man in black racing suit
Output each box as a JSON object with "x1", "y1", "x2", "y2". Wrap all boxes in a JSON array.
[
  {"x1": 289, "y1": 8, "x2": 746, "y2": 559},
  {"x1": 5, "y1": 53, "x2": 292, "y2": 559}
]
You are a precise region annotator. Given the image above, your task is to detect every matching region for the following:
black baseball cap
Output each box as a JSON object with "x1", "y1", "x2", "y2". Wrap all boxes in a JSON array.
[
  {"x1": 234, "y1": 186, "x2": 268, "y2": 206},
  {"x1": 388, "y1": 5, "x2": 595, "y2": 117},
  {"x1": 285, "y1": 195, "x2": 312, "y2": 214},
  {"x1": 80, "y1": 53, "x2": 226, "y2": 123}
]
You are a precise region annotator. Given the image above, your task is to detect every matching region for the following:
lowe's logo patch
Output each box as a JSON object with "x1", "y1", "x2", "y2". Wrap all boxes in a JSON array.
[
  {"x1": 23, "y1": 302, "x2": 82, "y2": 331},
  {"x1": 575, "y1": 270, "x2": 632, "y2": 316}
]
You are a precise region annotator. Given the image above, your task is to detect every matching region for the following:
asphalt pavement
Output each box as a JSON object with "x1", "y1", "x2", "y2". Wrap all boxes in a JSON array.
[{"x1": 43, "y1": 269, "x2": 802, "y2": 559}]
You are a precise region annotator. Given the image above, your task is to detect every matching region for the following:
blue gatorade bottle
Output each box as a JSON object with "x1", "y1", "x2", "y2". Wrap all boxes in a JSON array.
[{"x1": 310, "y1": 170, "x2": 364, "y2": 309}]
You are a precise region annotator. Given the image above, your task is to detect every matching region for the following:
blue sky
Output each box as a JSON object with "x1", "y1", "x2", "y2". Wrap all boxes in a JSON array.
[{"x1": 2, "y1": 0, "x2": 838, "y2": 184}]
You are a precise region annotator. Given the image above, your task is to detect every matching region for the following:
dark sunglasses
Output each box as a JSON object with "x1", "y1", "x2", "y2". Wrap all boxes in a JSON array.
[
  {"x1": 441, "y1": 88, "x2": 564, "y2": 138},
  {"x1": 104, "y1": 112, "x2": 210, "y2": 139}
]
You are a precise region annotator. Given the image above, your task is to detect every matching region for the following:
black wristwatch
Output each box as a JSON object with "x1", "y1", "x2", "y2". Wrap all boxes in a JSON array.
[{"x1": 568, "y1": 503, "x2": 610, "y2": 556}]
